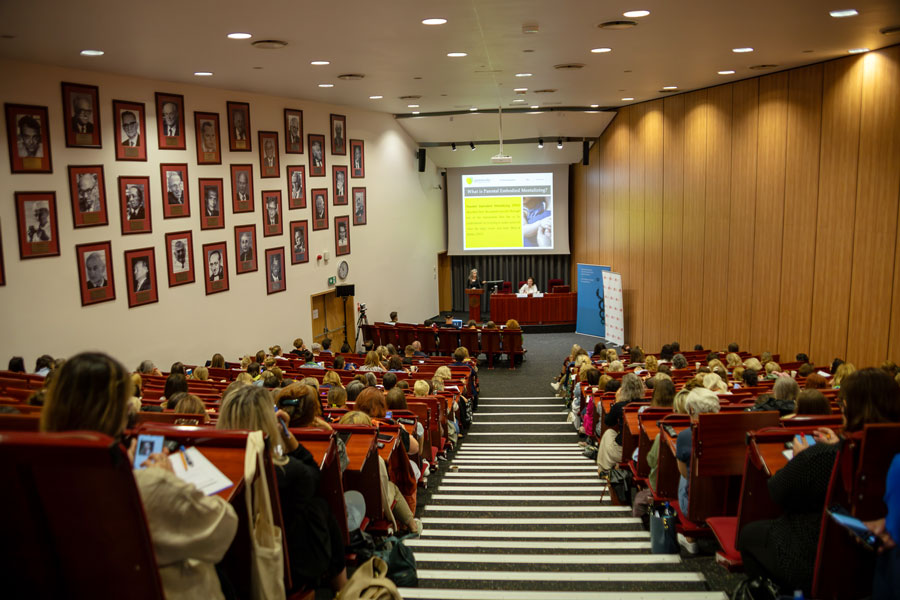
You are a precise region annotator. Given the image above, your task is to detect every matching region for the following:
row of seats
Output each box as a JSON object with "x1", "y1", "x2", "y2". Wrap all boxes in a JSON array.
[{"x1": 361, "y1": 323, "x2": 525, "y2": 368}]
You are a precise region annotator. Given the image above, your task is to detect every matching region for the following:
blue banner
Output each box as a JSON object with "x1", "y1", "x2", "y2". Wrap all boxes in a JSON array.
[{"x1": 576, "y1": 263, "x2": 611, "y2": 339}]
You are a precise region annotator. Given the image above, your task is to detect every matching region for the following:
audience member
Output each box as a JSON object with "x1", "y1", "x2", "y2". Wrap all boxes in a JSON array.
[{"x1": 8, "y1": 356, "x2": 25, "y2": 372}]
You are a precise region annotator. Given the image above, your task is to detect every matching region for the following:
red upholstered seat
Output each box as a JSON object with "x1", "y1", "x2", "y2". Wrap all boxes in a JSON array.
[
  {"x1": 547, "y1": 278, "x2": 564, "y2": 292},
  {"x1": 707, "y1": 516, "x2": 742, "y2": 568}
]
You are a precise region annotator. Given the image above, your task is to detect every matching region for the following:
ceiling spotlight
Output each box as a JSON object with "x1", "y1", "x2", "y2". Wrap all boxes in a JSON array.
[
  {"x1": 369, "y1": 95, "x2": 383, "y2": 99},
  {"x1": 408, "y1": 104, "x2": 419, "y2": 108},
  {"x1": 538, "y1": 138, "x2": 544, "y2": 149},
  {"x1": 732, "y1": 47, "x2": 754, "y2": 53},
  {"x1": 848, "y1": 47, "x2": 870, "y2": 53},
  {"x1": 621, "y1": 97, "x2": 634, "y2": 101},
  {"x1": 469, "y1": 107, "x2": 478, "y2": 111},
  {"x1": 80, "y1": 49, "x2": 104, "y2": 56},
  {"x1": 590, "y1": 104, "x2": 599, "y2": 108},
  {"x1": 830, "y1": 9, "x2": 858, "y2": 18},
  {"x1": 227, "y1": 32, "x2": 252, "y2": 39},
  {"x1": 412, "y1": 111, "x2": 420, "y2": 115},
  {"x1": 662, "y1": 85, "x2": 678, "y2": 90},
  {"x1": 470, "y1": 142, "x2": 476, "y2": 151},
  {"x1": 591, "y1": 47, "x2": 612, "y2": 53},
  {"x1": 557, "y1": 138, "x2": 563, "y2": 149},
  {"x1": 422, "y1": 18, "x2": 447, "y2": 25},
  {"x1": 451, "y1": 143, "x2": 457, "y2": 151},
  {"x1": 310, "y1": 60, "x2": 330, "y2": 66},
  {"x1": 318, "y1": 83, "x2": 334, "y2": 88},
  {"x1": 515, "y1": 73, "x2": 533, "y2": 77},
  {"x1": 447, "y1": 52, "x2": 468, "y2": 58},
  {"x1": 718, "y1": 70, "x2": 736, "y2": 75},
  {"x1": 193, "y1": 71, "x2": 213, "y2": 77},
  {"x1": 530, "y1": 105, "x2": 539, "y2": 109},
  {"x1": 623, "y1": 10, "x2": 650, "y2": 17},
  {"x1": 514, "y1": 87, "x2": 528, "y2": 92}
]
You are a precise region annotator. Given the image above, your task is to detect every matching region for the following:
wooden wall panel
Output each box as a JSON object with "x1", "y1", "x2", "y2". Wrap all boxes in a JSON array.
[
  {"x1": 724, "y1": 78, "x2": 759, "y2": 350},
  {"x1": 846, "y1": 47, "x2": 900, "y2": 367},
  {"x1": 612, "y1": 112, "x2": 631, "y2": 277},
  {"x1": 778, "y1": 64, "x2": 823, "y2": 359},
  {"x1": 701, "y1": 84, "x2": 733, "y2": 350},
  {"x1": 642, "y1": 101, "x2": 665, "y2": 352},
  {"x1": 597, "y1": 137, "x2": 615, "y2": 266},
  {"x1": 586, "y1": 141, "x2": 601, "y2": 265},
  {"x1": 628, "y1": 104, "x2": 647, "y2": 345},
  {"x1": 810, "y1": 56, "x2": 864, "y2": 364},
  {"x1": 661, "y1": 95, "x2": 685, "y2": 347},
  {"x1": 571, "y1": 160, "x2": 587, "y2": 286},
  {"x1": 749, "y1": 72, "x2": 789, "y2": 355},
  {"x1": 890, "y1": 188, "x2": 900, "y2": 360},
  {"x1": 680, "y1": 90, "x2": 708, "y2": 347}
]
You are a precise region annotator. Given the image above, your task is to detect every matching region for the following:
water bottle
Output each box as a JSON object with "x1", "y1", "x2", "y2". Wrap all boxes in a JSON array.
[{"x1": 663, "y1": 502, "x2": 673, "y2": 517}]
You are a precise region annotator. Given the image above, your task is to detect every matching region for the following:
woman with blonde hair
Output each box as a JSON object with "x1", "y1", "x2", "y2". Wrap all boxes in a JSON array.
[
  {"x1": 607, "y1": 360, "x2": 624, "y2": 373},
  {"x1": 327, "y1": 386, "x2": 347, "y2": 408},
  {"x1": 191, "y1": 366, "x2": 209, "y2": 381},
  {"x1": 725, "y1": 353, "x2": 742, "y2": 369},
  {"x1": 645, "y1": 355, "x2": 659, "y2": 374},
  {"x1": 322, "y1": 370, "x2": 343, "y2": 388},
  {"x1": 832, "y1": 362, "x2": 856, "y2": 388},
  {"x1": 413, "y1": 379, "x2": 430, "y2": 396},
  {"x1": 358, "y1": 351, "x2": 386, "y2": 372},
  {"x1": 173, "y1": 393, "x2": 210, "y2": 423},
  {"x1": 708, "y1": 358, "x2": 726, "y2": 372},
  {"x1": 743, "y1": 357, "x2": 763, "y2": 371}
]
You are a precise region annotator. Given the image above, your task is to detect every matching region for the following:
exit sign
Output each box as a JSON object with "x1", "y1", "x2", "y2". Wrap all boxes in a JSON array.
[{"x1": 328, "y1": 276, "x2": 336, "y2": 285}]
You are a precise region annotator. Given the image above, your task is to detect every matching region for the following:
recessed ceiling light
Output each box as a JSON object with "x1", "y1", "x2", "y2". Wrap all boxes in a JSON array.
[
  {"x1": 512, "y1": 99, "x2": 526, "y2": 103},
  {"x1": 469, "y1": 107, "x2": 478, "y2": 111},
  {"x1": 369, "y1": 95, "x2": 383, "y2": 99},
  {"x1": 830, "y1": 9, "x2": 858, "y2": 18},
  {"x1": 227, "y1": 32, "x2": 252, "y2": 39},
  {"x1": 557, "y1": 139, "x2": 563, "y2": 149},
  {"x1": 514, "y1": 88, "x2": 528, "y2": 92},
  {"x1": 538, "y1": 139, "x2": 544, "y2": 148},
  {"x1": 422, "y1": 18, "x2": 447, "y2": 25},
  {"x1": 530, "y1": 105, "x2": 539, "y2": 109},
  {"x1": 591, "y1": 47, "x2": 612, "y2": 53},
  {"x1": 732, "y1": 47, "x2": 754, "y2": 53},
  {"x1": 662, "y1": 85, "x2": 678, "y2": 90},
  {"x1": 194, "y1": 71, "x2": 213, "y2": 77},
  {"x1": 623, "y1": 10, "x2": 650, "y2": 18},
  {"x1": 407, "y1": 104, "x2": 419, "y2": 108},
  {"x1": 310, "y1": 60, "x2": 330, "y2": 66},
  {"x1": 515, "y1": 73, "x2": 533, "y2": 77},
  {"x1": 590, "y1": 104, "x2": 599, "y2": 108},
  {"x1": 447, "y1": 52, "x2": 468, "y2": 58},
  {"x1": 621, "y1": 97, "x2": 634, "y2": 101},
  {"x1": 848, "y1": 47, "x2": 870, "y2": 53},
  {"x1": 718, "y1": 70, "x2": 736, "y2": 75},
  {"x1": 318, "y1": 83, "x2": 334, "y2": 88},
  {"x1": 80, "y1": 49, "x2": 104, "y2": 56},
  {"x1": 412, "y1": 111, "x2": 420, "y2": 115}
]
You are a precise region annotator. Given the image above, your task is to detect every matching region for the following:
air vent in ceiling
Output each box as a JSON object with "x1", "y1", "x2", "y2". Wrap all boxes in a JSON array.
[
  {"x1": 534, "y1": 89, "x2": 558, "y2": 94},
  {"x1": 598, "y1": 20, "x2": 637, "y2": 30},
  {"x1": 251, "y1": 40, "x2": 288, "y2": 49},
  {"x1": 554, "y1": 63, "x2": 585, "y2": 70},
  {"x1": 880, "y1": 25, "x2": 900, "y2": 35},
  {"x1": 398, "y1": 95, "x2": 422, "y2": 100},
  {"x1": 749, "y1": 64, "x2": 778, "y2": 70},
  {"x1": 338, "y1": 73, "x2": 365, "y2": 80},
  {"x1": 658, "y1": 89, "x2": 678, "y2": 94}
]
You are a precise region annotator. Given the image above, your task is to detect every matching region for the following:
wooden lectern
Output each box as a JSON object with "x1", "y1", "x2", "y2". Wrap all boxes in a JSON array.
[{"x1": 466, "y1": 288, "x2": 483, "y2": 321}]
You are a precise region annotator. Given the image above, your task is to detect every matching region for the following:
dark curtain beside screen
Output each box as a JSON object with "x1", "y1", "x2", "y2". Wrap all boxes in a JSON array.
[{"x1": 450, "y1": 255, "x2": 571, "y2": 314}]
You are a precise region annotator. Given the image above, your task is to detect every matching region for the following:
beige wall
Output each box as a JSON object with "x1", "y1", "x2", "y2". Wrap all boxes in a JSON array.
[
  {"x1": 0, "y1": 59, "x2": 445, "y2": 370},
  {"x1": 571, "y1": 45, "x2": 900, "y2": 368}
]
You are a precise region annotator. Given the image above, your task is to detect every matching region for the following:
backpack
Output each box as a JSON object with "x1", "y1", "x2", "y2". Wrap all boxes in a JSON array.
[{"x1": 374, "y1": 533, "x2": 418, "y2": 587}]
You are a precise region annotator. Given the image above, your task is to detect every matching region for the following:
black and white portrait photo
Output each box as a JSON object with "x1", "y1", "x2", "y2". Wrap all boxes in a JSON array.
[
  {"x1": 25, "y1": 200, "x2": 52, "y2": 242},
  {"x1": 171, "y1": 239, "x2": 189, "y2": 273},
  {"x1": 85, "y1": 251, "x2": 107, "y2": 288}
]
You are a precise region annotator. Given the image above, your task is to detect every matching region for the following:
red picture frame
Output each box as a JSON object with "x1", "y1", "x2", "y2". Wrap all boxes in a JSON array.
[
  {"x1": 75, "y1": 241, "x2": 115, "y2": 306},
  {"x1": 287, "y1": 165, "x2": 306, "y2": 209},
  {"x1": 155, "y1": 92, "x2": 186, "y2": 150},
  {"x1": 333, "y1": 165, "x2": 348, "y2": 205},
  {"x1": 230, "y1": 164, "x2": 255, "y2": 213},
  {"x1": 165, "y1": 230, "x2": 195, "y2": 287},
  {"x1": 308, "y1": 133, "x2": 326, "y2": 176},
  {"x1": 68, "y1": 165, "x2": 108, "y2": 228},
  {"x1": 330, "y1": 114, "x2": 347, "y2": 155},
  {"x1": 118, "y1": 176, "x2": 152, "y2": 235},
  {"x1": 265, "y1": 247, "x2": 286, "y2": 295},
  {"x1": 198, "y1": 178, "x2": 225, "y2": 230},
  {"x1": 234, "y1": 224, "x2": 258, "y2": 274},
  {"x1": 350, "y1": 139, "x2": 365, "y2": 178},
  {"x1": 61, "y1": 82, "x2": 101, "y2": 148},
  {"x1": 311, "y1": 189, "x2": 329, "y2": 230},
  {"x1": 123, "y1": 247, "x2": 159, "y2": 308},
  {"x1": 194, "y1": 111, "x2": 222, "y2": 165},
  {"x1": 289, "y1": 220, "x2": 309, "y2": 265},
  {"x1": 284, "y1": 109, "x2": 303, "y2": 154},
  {"x1": 15, "y1": 192, "x2": 60, "y2": 259},
  {"x1": 112, "y1": 99, "x2": 147, "y2": 161},
  {"x1": 0, "y1": 221, "x2": 5, "y2": 286},
  {"x1": 161, "y1": 163, "x2": 190, "y2": 219},
  {"x1": 202, "y1": 241, "x2": 229, "y2": 295},
  {"x1": 334, "y1": 216, "x2": 350, "y2": 256},
  {"x1": 226, "y1": 101, "x2": 251, "y2": 152},
  {"x1": 5, "y1": 103, "x2": 53, "y2": 173},
  {"x1": 258, "y1": 131, "x2": 280, "y2": 178},
  {"x1": 262, "y1": 190, "x2": 283, "y2": 237},
  {"x1": 352, "y1": 187, "x2": 367, "y2": 226}
]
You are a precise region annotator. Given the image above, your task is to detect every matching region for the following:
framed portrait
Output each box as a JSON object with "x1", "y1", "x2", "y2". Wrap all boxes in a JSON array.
[
  {"x1": 118, "y1": 176, "x2": 152, "y2": 235},
  {"x1": 289, "y1": 220, "x2": 309, "y2": 265},
  {"x1": 265, "y1": 247, "x2": 287, "y2": 295},
  {"x1": 258, "y1": 131, "x2": 280, "y2": 178},
  {"x1": 350, "y1": 139, "x2": 365, "y2": 178},
  {"x1": 202, "y1": 241, "x2": 229, "y2": 295},
  {"x1": 123, "y1": 247, "x2": 159, "y2": 308},
  {"x1": 334, "y1": 216, "x2": 351, "y2": 256},
  {"x1": 352, "y1": 187, "x2": 367, "y2": 226},
  {"x1": 234, "y1": 224, "x2": 258, "y2": 274},
  {"x1": 112, "y1": 99, "x2": 147, "y2": 161},
  {"x1": 226, "y1": 101, "x2": 251, "y2": 152},
  {"x1": 155, "y1": 92, "x2": 186, "y2": 150},
  {"x1": 194, "y1": 112, "x2": 222, "y2": 165},
  {"x1": 164, "y1": 230, "x2": 195, "y2": 287},
  {"x1": 61, "y1": 82, "x2": 101, "y2": 148},
  {"x1": 261, "y1": 190, "x2": 283, "y2": 237},
  {"x1": 330, "y1": 114, "x2": 347, "y2": 155},
  {"x1": 198, "y1": 178, "x2": 225, "y2": 230},
  {"x1": 284, "y1": 109, "x2": 303, "y2": 154},
  {"x1": 332, "y1": 165, "x2": 348, "y2": 206},
  {"x1": 76, "y1": 241, "x2": 115, "y2": 306},
  {"x1": 15, "y1": 192, "x2": 60, "y2": 259},
  {"x1": 160, "y1": 163, "x2": 190, "y2": 219},
  {"x1": 308, "y1": 133, "x2": 326, "y2": 177},
  {"x1": 68, "y1": 165, "x2": 108, "y2": 228},
  {"x1": 286, "y1": 165, "x2": 306, "y2": 209},
  {"x1": 230, "y1": 164, "x2": 255, "y2": 213},
  {"x1": 5, "y1": 104, "x2": 53, "y2": 173},
  {"x1": 311, "y1": 188, "x2": 329, "y2": 231}
]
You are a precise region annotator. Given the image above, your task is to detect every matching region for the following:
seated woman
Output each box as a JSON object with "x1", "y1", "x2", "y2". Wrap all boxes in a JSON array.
[
  {"x1": 783, "y1": 389, "x2": 832, "y2": 418},
  {"x1": 737, "y1": 368, "x2": 900, "y2": 594},
  {"x1": 597, "y1": 373, "x2": 645, "y2": 472},
  {"x1": 209, "y1": 353, "x2": 226, "y2": 369},
  {"x1": 357, "y1": 351, "x2": 385, "y2": 372},
  {"x1": 41, "y1": 352, "x2": 237, "y2": 599},
  {"x1": 518, "y1": 277, "x2": 538, "y2": 294},
  {"x1": 161, "y1": 373, "x2": 188, "y2": 408},
  {"x1": 327, "y1": 386, "x2": 347, "y2": 408},
  {"x1": 277, "y1": 383, "x2": 332, "y2": 431},
  {"x1": 217, "y1": 385, "x2": 347, "y2": 594},
  {"x1": 172, "y1": 392, "x2": 211, "y2": 424},
  {"x1": 322, "y1": 369, "x2": 343, "y2": 388}
]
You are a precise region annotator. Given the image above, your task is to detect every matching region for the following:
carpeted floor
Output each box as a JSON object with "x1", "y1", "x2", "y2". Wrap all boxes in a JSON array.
[{"x1": 408, "y1": 332, "x2": 742, "y2": 599}]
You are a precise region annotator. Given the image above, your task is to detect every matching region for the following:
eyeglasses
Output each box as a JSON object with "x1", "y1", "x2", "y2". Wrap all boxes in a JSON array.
[{"x1": 122, "y1": 121, "x2": 138, "y2": 128}]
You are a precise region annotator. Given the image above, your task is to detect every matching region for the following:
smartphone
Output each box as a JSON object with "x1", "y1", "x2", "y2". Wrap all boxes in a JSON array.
[
  {"x1": 337, "y1": 431, "x2": 353, "y2": 445},
  {"x1": 274, "y1": 405, "x2": 290, "y2": 439},
  {"x1": 376, "y1": 433, "x2": 393, "y2": 443},
  {"x1": 827, "y1": 506, "x2": 881, "y2": 551},
  {"x1": 385, "y1": 410, "x2": 393, "y2": 420},
  {"x1": 133, "y1": 434, "x2": 165, "y2": 469}
]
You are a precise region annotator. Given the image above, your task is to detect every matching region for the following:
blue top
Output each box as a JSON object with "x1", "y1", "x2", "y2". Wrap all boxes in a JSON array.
[
  {"x1": 675, "y1": 428, "x2": 692, "y2": 464},
  {"x1": 885, "y1": 453, "x2": 900, "y2": 543}
]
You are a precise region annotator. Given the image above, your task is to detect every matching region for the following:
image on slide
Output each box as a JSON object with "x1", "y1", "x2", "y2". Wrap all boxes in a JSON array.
[
  {"x1": 462, "y1": 172, "x2": 553, "y2": 251},
  {"x1": 522, "y1": 196, "x2": 552, "y2": 247}
]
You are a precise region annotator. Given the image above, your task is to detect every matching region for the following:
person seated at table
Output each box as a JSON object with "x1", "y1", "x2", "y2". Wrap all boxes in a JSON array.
[
  {"x1": 327, "y1": 386, "x2": 347, "y2": 408},
  {"x1": 218, "y1": 385, "x2": 347, "y2": 594},
  {"x1": 277, "y1": 383, "x2": 331, "y2": 431},
  {"x1": 518, "y1": 277, "x2": 539, "y2": 294},
  {"x1": 737, "y1": 368, "x2": 900, "y2": 595},
  {"x1": 322, "y1": 369, "x2": 343, "y2": 388},
  {"x1": 172, "y1": 393, "x2": 211, "y2": 424},
  {"x1": 782, "y1": 389, "x2": 832, "y2": 418},
  {"x1": 357, "y1": 351, "x2": 385, "y2": 372},
  {"x1": 41, "y1": 352, "x2": 238, "y2": 600},
  {"x1": 597, "y1": 373, "x2": 645, "y2": 473}
]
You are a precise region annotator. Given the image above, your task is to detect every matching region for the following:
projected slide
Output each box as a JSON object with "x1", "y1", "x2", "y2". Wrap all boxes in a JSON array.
[{"x1": 462, "y1": 172, "x2": 553, "y2": 250}]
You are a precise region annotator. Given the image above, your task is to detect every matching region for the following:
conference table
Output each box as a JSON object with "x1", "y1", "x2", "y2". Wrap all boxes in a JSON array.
[{"x1": 489, "y1": 292, "x2": 577, "y2": 325}]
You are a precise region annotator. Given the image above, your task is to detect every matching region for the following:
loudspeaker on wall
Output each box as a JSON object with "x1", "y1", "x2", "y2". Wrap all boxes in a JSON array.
[
  {"x1": 336, "y1": 284, "x2": 355, "y2": 297},
  {"x1": 582, "y1": 141, "x2": 590, "y2": 166},
  {"x1": 417, "y1": 148, "x2": 426, "y2": 172}
]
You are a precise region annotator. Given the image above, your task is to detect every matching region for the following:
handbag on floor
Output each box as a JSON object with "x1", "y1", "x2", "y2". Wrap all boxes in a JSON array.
[
  {"x1": 607, "y1": 467, "x2": 634, "y2": 506},
  {"x1": 374, "y1": 533, "x2": 418, "y2": 587},
  {"x1": 649, "y1": 509, "x2": 678, "y2": 554},
  {"x1": 337, "y1": 557, "x2": 402, "y2": 600}
]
